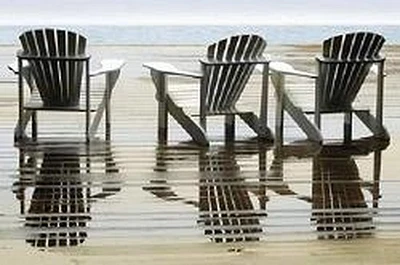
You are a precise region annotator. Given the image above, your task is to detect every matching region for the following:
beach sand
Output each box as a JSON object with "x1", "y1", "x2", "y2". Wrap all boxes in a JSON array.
[
  {"x1": 3, "y1": 238, "x2": 400, "y2": 265},
  {"x1": 0, "y1": 44, "x2": 400, "y2": 264}
]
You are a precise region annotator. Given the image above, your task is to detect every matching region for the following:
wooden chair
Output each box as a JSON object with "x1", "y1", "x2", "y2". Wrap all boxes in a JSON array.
[
  {"x1": 144, "y1": 34, "x2": 272, "y2": 146},
  {"x1": 270, "y1": 32, "x2": 389, "y2": 144},
  {"x1": 9, "y1": 28, "x2": 125, "y2": 143}
]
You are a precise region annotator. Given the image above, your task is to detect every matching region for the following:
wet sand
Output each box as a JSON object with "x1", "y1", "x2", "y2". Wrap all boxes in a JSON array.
[
  {"x1": 2, "y1": 238, "x2": 400, "y2": 265},
  {"x1": 0, "y1": 44, "x2": 400, "y2": 264}
]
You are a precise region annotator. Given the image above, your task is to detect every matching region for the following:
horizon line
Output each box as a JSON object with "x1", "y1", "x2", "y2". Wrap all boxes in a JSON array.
[{"x1": 1, "y1": 22, "x2": 400, "y2": 26}]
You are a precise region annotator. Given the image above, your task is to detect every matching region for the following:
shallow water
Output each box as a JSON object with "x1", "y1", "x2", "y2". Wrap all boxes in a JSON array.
[
  {"x1": 2, "y1": 137, "x2": 397, "y2": 246},
  {"x1": 0, "y1": 44, "x2": 400, "y2": 248}
]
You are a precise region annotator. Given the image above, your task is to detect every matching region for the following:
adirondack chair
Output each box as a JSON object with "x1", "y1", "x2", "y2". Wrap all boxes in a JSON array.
[
  {"x1": 144, "y1": 34, "x2": 272, "y2": 146},
  {"x1": 10, "y1": 28, "x2": 125, "y2": 143},
  {"x1": 270, "y1": 32, "x2": 389, "y2": 144}
]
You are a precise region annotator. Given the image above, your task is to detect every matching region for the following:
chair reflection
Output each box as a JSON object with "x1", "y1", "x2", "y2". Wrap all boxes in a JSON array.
[
  {"x1": 311, "y1": 144, "x2": 384, "y2": 239},
  {"x1": 144, "y1": 143, "x2": 270, "y2": 242},
  {"x1": 197, "y1": 147, "x2": 267, "y2": 242},
  {"x1": 13, "y1": 141, "x2": 121, "y2": 247},
  {"x1": 145, "y1": 142, "x2": 322, "y2": 242},
  {"x1": 145, "y1": 141, "x2": 384, "y2": 241}
]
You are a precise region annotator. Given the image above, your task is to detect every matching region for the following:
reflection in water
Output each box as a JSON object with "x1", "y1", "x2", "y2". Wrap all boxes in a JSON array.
[
  {"x1": 268, "y1": 140, "x2": 387, "y2": 240},
  {"x1": 198, "y1": 147, "x2": 266, "y2": 242},
  {"x1": 13, "y1": 142, "x2": 121, "y2": 247},
  {"x1": 144, "y1": 140, "x2": 387, "y2": 242},
  {"x1": 26, "y1": 151, "x2": 90, "y2": 247},
  {"x1": 144, "y1": 144, "x2": 274, "y2": 242},
  {"x1": 311, "y1": 145, "x2": 384, "y2": 239}
]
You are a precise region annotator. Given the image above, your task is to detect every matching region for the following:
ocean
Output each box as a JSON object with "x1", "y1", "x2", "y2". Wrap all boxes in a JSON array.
[{"x1": 1, "y1": 24, "x2": 400, "y2": 45}]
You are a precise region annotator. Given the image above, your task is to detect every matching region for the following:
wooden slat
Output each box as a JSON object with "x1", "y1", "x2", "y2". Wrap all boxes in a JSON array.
[
  {"x1": 228, "y1": 35, "x2": 251, "y2": 107},
  {"x1": 57, "y1": 29, "x2": 68, "y2": 104},
  {"x1": 75, "y1": 35, "x2": 87, "y2": 102},
  {"x1": 231, "y1": 35, "x2": 263, "y2": 104},
  {"x1": 343, "y1": 32, "x2": 369, "y2": 104},
  {"x1": 209, "y1": 38, "x2": 227, "y2": 110},
  {"x1": 45, "y1": 28, "x2": 61, "y2": 103},
  {"x1": 321, "y1": 35, "x2": 340, "y2": 108},
  {"x1": 331, "y1": 33, "x2": 354, "y2": 104},
  {"x1": 214, "y1": 39, "x2": 230, "y2": 110},
  {"x1": 21, "y1": 31, "x2": 49, "y2": 102},
  {"x1": 335, "y1": 33, "x2": 355, "y2": 103},
  {"x1": 68, "y1": 31, "x2": 78, "y2": 104},
  {"x1": 205, "y1": 43, "x2": 219, "y2": 111},
  {"x1": 35, "y1": 29, "x2": 55, "y2": 104},
  {"x1": 347, "y1": 33, "x2": 383, "y2": 102},
  {"x1": 219, "y1": 36, "x2": 240, "y2": 109}
]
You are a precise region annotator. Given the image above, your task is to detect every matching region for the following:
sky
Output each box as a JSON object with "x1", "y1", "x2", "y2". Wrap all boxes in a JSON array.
[{"x1": 0, "y1": 0, "x2": 399, "y2": 25}]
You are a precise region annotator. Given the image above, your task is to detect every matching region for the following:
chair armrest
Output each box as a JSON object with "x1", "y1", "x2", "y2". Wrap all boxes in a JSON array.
[
  {"x1": 90, "y1": 59, "x2": 126, "y2": 77},
  {"x1": 7, "y1": 60, "x2": 30, "y2": 74},
  {"x1": 199, "y1": 58, "x2": 270, "y2": 66},
  {"x1": 143, "y1": 62, "x2": 202, "y2": 78},
  {"x1": 369, "y1": 64, "x2": 387, "y2": 77},
  {"x1": 267, "y1": 61, "x2": 317, "y2": 79}
]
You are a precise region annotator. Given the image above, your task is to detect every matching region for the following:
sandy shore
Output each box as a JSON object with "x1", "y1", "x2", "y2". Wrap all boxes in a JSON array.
[
  {"x1": 2, "y1": 238, "x2": 400, "y2": 265},
  {"x1": 0, "y1": 43, "x2": 400, "y2": 264}
]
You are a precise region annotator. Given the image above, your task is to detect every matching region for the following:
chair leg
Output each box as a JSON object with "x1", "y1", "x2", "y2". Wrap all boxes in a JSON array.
[
  {"x1": 86, "y1": 60, "x2": 91, "y2": 143},
  {"x1": 225, "y1": 114, "x2": 235, "y2": 142},
  {"x1": 344, "y1": 111, "x2": 352, "y2": 144},
  {"x1": 17, "y1": 59, "x2": 25, "y2": 142},
  {"x1": 151, "y1": 71, "x2": 168, "y2": 145},
  {"x1": 86, "y1": 114, "x2": 90, "y2": 143},
  {"x1": 85, "y1": 144, "x2": 91, "y2": 174},
  {"x1": 314, "y1": 110, "x2": 321, "y2": 129},
  {"x1": 372, "y1": 151, "x2": 382, "y2": 208},
  {"x1": 105, "y1": 72, "x2": 111, "y2": 142},
  {"x1": 105, "y1": 94, "x2": 111, "y2": 142},
  {"x1": 31, "y1": 111, "x2": 37, "y2": 141},
  {"x1": 105, "y1": 114, "x2": 111, "y2": 142},
  {"x1": 158, "y1": 99, "x2": 168, "y2": 145},
  {"x1": 258, "y1": 146, "x2": 267, "y2": 210},
  {"x1": 314, "y1": 70, "x2": 322, "y2": 138},
  {"x1": 275, "y1": 78, "x2": 284, "y2": 146}
]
